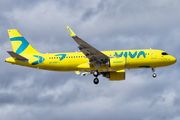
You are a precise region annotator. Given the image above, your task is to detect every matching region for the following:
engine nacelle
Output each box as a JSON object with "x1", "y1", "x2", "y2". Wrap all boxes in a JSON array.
[
  {"x1": 105, "y1": 58, "x2": 125, "y2": 69},
  {"x1": 102, "y1": 70, "x2": 125, "y2": 81}
]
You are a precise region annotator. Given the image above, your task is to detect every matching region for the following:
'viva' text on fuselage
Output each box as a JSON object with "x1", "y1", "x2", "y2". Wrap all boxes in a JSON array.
[{"x1": 114, "y1": 51, "x2": 146, "y2": 58}]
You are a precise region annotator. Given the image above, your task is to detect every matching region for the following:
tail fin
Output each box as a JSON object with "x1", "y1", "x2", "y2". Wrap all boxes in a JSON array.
[{"x1": 7, "y1": 29, "x2": 40, "y2": 55}]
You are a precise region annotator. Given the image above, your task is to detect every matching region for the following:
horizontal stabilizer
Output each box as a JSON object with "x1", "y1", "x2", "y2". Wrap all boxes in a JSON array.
[
  {"x1": 75, "y1": 71, "x2": 80, "y2": 75},
  {"x1": 74, "y1": 71, "x2": 91, "y2": 76},
  {"x1": 7, "y1": 51, "x2": 28, "y2": 61}
]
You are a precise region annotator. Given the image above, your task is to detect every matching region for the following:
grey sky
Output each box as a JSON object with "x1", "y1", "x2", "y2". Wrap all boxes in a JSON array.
[{"x1": 0, "y1": 0, "x2": 180, "y2": 120}]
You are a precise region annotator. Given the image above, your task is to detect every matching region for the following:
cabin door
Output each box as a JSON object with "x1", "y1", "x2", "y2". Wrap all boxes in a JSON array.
[{"x1": 151, "y1": 50, "x2": 157, "y2": 59}]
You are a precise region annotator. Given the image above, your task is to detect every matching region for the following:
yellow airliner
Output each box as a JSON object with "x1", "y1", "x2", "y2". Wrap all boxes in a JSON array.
[{"x1": 5, "y1": 26, "x2": 177, "y2": 84}]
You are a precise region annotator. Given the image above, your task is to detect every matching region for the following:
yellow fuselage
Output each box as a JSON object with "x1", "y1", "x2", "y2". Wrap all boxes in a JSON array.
[{"x1": 5, "y1": 49, "x2": 176, "y2": 72}]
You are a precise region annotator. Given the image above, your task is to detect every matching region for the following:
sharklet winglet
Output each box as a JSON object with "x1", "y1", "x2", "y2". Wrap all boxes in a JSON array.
[{"x1": 66, "y1": 26, "x2": 76, "y2": 37}]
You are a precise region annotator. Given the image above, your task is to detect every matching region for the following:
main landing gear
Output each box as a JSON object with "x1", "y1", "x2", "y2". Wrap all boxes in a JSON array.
[
  {"x1": 152, "y1": 68, "x2": 157, "y2": 78},
  {"x1": 93, "y1": 71, "x2": 99, "y2": 84}
]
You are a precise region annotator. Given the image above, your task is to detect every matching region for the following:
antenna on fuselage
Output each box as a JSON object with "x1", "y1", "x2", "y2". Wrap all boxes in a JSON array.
[{"x1": 75, "y1": 50, "x2": 80, "y2": 52}]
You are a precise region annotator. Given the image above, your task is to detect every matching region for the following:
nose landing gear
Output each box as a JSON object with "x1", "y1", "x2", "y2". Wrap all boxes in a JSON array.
[{"x1": 152, "y1": 68, "x2": 157, "y2": 78}]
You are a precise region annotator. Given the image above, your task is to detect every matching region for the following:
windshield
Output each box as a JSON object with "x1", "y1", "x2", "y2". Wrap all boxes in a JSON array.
[{"x1": 162, "y1": 52, "x2": 168, "y2": 55}]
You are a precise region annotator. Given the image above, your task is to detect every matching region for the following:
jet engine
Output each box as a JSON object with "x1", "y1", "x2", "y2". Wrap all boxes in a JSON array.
[{"x1": 101, "y1": 70, "x2": 125, "y2": 81}]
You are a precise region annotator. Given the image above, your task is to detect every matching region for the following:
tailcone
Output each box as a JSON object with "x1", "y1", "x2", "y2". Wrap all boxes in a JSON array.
[{"x1": 5, "y1": 57, "x2": 16, "y2": 64}]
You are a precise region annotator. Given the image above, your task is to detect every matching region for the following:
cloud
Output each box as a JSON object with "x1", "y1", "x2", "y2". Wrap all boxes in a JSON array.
[{"x1": 0, "y1": 0, "x2": 180, "y2": 120}]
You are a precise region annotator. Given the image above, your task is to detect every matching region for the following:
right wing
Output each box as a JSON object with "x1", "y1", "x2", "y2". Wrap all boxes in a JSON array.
[{"x1": 66, "y1": 26, "x2": 109, "y2": 68}]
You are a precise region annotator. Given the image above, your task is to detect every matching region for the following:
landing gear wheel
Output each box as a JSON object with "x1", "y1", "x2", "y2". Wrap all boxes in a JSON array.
[
  {"x1": 93, "y1": 78, "x2": 99, "y2": 84},
  {"x1": 93, "y1": 71, "x2": 99, "y2": 77},
  {"x1": 151, "y1": 68, "x2": 157, "y2": 78},
  {"x1": 152, "y1": 73, "x2": 157, "y2": 78}
]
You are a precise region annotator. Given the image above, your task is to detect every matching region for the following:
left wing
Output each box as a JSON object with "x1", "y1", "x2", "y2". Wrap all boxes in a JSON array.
[{"x1": 66, "y1": 26, "x2": 109, "y2": 68}]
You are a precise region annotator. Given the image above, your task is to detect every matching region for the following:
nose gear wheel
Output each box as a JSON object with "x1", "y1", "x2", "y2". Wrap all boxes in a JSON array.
[{"x1": 152, "y1": 68, "x2": 157, "y2": 78}]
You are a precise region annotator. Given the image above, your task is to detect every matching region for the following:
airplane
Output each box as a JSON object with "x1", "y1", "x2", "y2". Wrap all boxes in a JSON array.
[{"x1": 5, "y1": 26, "x2": 177, "y2": 84}]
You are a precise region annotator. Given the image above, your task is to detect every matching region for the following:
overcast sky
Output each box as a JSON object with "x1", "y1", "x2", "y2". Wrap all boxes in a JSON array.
[{"x1": 0, "y1": 0, "x2": 180, "y2": 120}]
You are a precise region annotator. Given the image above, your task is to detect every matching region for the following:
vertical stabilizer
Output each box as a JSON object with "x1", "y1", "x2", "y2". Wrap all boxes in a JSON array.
[{"x1": 7, "y1": 29, "x2": 40, "y2": 55}]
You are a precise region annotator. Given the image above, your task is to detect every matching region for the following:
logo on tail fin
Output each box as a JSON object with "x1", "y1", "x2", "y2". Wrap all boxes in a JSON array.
[{"x1": 10, "y1": 37, "x2": 29, "y2": 54}]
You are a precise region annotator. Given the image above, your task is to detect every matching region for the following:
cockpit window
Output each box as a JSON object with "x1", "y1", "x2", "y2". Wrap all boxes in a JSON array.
[{"x1": 162, "y1": 52, "x2": 168, "y2": 55}]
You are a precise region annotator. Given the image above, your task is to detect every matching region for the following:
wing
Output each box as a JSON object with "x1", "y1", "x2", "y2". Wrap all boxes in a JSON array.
[{"x1": 66, "y1": 26, "x2": 109, "y2": 68}]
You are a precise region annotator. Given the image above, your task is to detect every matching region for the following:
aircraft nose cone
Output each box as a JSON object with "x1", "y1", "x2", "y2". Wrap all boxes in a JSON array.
[{"x1": 171, "y1": 56, "x2": 177, "y2": 64}]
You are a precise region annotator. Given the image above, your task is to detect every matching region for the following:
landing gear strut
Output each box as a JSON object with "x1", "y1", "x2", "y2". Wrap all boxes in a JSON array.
[
  {"x1": 152, "y1": 68, "x2": 157, "y2": 78},
  {"x1": 93, "y1": 70, "x2": 99, "y2": 84}
]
